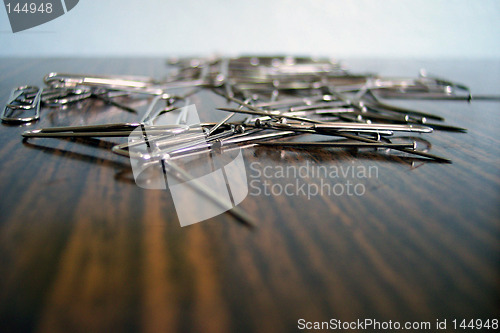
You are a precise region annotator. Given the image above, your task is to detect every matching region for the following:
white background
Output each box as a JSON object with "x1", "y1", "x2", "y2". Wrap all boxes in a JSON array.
[{"x1": 0, "y1": 0, "x2": 499, "y2": 58}]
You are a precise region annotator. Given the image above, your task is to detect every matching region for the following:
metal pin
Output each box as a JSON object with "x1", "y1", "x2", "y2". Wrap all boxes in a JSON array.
[{"x1": 255, "y1": 141, "x2": 415, "y2": 149}]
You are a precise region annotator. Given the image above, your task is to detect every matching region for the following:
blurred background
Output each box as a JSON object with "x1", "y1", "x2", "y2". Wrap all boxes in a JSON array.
[{"x1": 0, "y1": 0, "x2": 499, "y2": 58}]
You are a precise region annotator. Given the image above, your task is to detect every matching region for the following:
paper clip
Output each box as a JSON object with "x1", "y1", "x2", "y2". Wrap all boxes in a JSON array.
[{"x1": 2, "y1": 86, "x2": 42, "y2": 123}]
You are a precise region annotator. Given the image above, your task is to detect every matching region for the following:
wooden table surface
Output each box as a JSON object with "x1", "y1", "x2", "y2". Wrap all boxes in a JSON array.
[{"x1": 0, "y1": 58, "x2": 498, "y2": 332}]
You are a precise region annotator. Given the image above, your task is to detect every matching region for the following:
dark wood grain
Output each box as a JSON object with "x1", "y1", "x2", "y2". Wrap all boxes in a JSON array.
[{"x1": 0, "y1": 58, "x2": 499, "y2": 333}]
